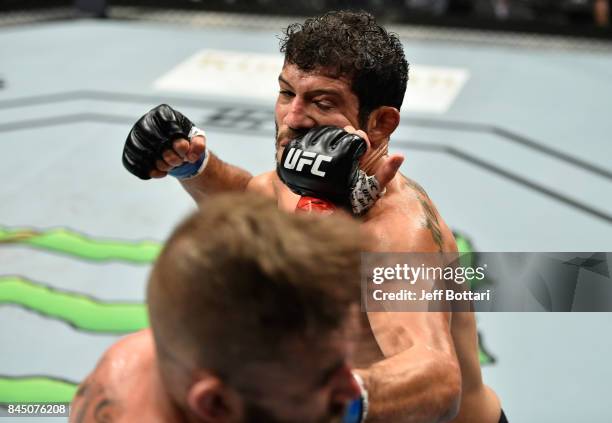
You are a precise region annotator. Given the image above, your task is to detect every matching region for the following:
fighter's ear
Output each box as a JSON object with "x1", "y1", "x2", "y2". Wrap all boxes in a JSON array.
[
  {"x1": 186, "y1": 376, "x2": 242, "y2": 423},
  {"x1": 365, "y1": 107, "x2": 400, "y2": 149}
]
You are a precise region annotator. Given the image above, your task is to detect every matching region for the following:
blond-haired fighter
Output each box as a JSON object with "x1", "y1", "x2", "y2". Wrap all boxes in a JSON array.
[{"x1": 71, "y1": 193, "x2": 365, "y2": 423}]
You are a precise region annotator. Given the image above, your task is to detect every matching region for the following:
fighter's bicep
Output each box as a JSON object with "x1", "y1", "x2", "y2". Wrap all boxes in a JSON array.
[{"x1": 362, "y1": 214, "x2": 436, "y2": 254}]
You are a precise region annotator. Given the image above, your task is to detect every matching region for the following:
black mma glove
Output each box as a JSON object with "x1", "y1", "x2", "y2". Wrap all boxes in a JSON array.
[
  {"x1": 276, "y1": 126, "x2": 385, "y2": 215},
  {"x1": 122, "y1": 104, "x2": 207, "y2": 180}
]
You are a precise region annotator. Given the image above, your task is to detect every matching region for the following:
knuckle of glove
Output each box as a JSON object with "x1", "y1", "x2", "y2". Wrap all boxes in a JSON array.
[
  {"x1": 123, "y1": 125, "x2": 158, "y2": 180},
  {"x1": 153, "y1": 105, "x2": 188, "y2": 144},
  {"x1": 123, "y1": 104, "x2": 194, "y2": 180},
  {"x1": 122, "y1": 140, "x2": 153, "y2": 180}
]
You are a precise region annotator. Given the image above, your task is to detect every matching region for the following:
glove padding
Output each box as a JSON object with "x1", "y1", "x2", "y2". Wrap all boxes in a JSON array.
[
  {"x1": 123, "y1": 104, "x2": 196, "y2": 180},
  {"x1": 277, "y1": 126, "x2": 384, "y2": 215}
]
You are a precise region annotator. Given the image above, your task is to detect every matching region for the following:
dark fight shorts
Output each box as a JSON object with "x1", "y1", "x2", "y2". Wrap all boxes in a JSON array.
[{"x1": 499, "y1": 409, "x2": 508, "y2": 423}]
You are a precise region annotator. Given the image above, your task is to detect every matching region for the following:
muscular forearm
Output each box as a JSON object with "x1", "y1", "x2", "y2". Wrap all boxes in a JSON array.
[
  {"x1": 180, "y1": 151, "x2": 252, "y2": 203},
  {"x1": 357, "y1": 346, "x2": 461, "y2": 423}
]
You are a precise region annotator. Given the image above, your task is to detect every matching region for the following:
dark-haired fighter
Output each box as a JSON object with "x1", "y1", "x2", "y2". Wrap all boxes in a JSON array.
[
  {"x1": 70, "y1": 193, "x2": 364, "y2": 423},
  {"x1": 122, "y1": 11, "x2": 504, "y2": 423}
]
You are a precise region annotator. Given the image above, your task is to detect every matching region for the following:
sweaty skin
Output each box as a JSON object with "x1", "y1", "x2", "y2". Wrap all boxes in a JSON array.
[
  {"x1": 248, "y1": 170, "x2": 501, "y2": 423},
  {"x1": 76, "y1": 64, "x2": 500, "y2": 422},
  {"x1": 70, "y1": 330, "x2": 179, "y2": 423},
  {"x1": 246, "y1": 64, "x2": 501, "y2": 422}
]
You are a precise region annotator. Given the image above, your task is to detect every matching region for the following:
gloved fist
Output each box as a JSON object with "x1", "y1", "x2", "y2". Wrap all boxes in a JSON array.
[
  {"x1": 276, "y1": 126, "x2": 385, "y2": 216},
  {"x1": 122, "y1": 104, "x2": 207, "y2": 180}
]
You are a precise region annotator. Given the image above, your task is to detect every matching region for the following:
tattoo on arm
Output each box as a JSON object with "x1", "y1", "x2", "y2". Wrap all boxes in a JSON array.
[
  {"x1": 72, "y1": 381, "x2": 90, "y2": 423},
  {"x1": 93, "y1": 398, "x2": 117, "y2": 423},
  {"x1": 419, "y1": 198, "x2": 444, "y2": 252},
  {"x1": 402, "y1": 176, "x2": 444, "y2": 252},
  {"x1": 403, "y1": 176, "x2": 428, "y2": 198},
  {"x1": 72, "y1": 380, "x2": 119, "y2": 423}
]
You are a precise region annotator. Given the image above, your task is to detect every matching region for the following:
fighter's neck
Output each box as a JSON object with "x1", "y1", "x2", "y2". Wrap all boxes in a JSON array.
[
  {"x1": 362, "y1": 156, "x2": 385, "y2": 177},
  {"x1": 150, "y1": 363, "x2": 191, "y2": 423},
  {"x1": 361, "y1": 140, "x2": 389, "y2": 176}
]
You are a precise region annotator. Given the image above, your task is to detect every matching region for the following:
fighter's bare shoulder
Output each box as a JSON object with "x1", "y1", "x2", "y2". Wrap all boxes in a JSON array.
[
  {"x1": 69, "y1": 330, "x2": 156, "y2": 423},
  {"x1": 363, "y1": 174, "x2": 457, "y2": 253},
  {"x1": 245, "y1": 171, "x2": 277, "y2": 197}
]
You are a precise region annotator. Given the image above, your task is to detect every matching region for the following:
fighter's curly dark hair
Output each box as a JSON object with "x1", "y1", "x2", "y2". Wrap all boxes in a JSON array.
[{"x1": 280, "y1": 10, "x2": 409, "y2": 128}]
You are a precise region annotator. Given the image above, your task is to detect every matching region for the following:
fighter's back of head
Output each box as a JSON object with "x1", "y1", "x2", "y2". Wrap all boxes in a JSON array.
[{"x1": 147, "y1": 193, "x2": 361, "y2": 402}]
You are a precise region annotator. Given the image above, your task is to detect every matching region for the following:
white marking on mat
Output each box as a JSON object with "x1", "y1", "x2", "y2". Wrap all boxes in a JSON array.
[
  {"x1": 404, "y1": 65, "x2": 470, "y2": 113},
  {"x1": 154, "y1": 49, "x2": 470, "y2": 113},
  {"x1": 154, "y1": 49, "x2": 283, "y2": 102}
]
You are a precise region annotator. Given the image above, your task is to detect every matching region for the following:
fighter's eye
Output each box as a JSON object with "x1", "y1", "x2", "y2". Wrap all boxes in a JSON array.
[
  {"x1": 314, "y1": 100, "x2": 334, "y2": 111},
  {"x1": 279, "y1": 90, "x2": 295, "y2": 97}
]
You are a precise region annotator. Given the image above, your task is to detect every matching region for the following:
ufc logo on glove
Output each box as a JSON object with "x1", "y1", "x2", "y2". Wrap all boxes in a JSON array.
[
  {"x1": 283, "y1": 148, "x2": 333, "y2": 177},
  {"x1": 276, "y1": 126, "x2": 385, "y2": 216}
]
